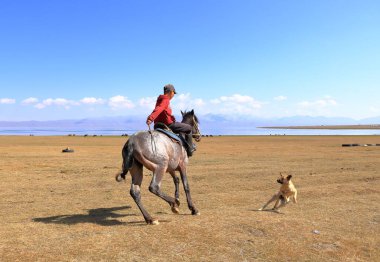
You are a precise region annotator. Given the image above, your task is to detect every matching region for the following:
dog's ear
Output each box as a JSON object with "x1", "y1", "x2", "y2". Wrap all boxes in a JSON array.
[{"x1": 286, "y1": 175, "x2": 292, "y2": 180}]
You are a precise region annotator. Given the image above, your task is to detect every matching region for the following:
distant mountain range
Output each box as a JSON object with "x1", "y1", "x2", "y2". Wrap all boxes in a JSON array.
[{"x1": 1, "y1": 115, "x2": 379, "y2": 135}]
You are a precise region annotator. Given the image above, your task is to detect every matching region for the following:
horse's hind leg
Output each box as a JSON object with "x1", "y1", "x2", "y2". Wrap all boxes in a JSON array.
[
  {"x1": 149, "y1": 165, "x2": 179, "y2": 213},
  {"x1": 179, "y1": 165, "x2": 199, "y2": 215},
  {"x1": 129, "y1": 162, "x2": 158, "y2": 225}
]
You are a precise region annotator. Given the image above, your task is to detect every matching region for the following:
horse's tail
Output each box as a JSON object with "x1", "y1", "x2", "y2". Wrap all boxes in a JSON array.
[{"x1": 115, "y1": 138, "x2": 134, "y2": 182}]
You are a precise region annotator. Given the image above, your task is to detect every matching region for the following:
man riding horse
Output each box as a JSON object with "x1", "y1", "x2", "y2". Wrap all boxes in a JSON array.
[
  {"x1": 117, "y1": 87, "x2": 201, "y2": 224},
  {"x1": 146, "y1": 84, "x2": 196, "y2": 157}
]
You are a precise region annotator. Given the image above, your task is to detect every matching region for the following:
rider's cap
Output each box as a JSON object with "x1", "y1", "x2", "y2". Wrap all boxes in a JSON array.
[{"x1": 164, "y1": 84, "x2": 177, "y2": 94}]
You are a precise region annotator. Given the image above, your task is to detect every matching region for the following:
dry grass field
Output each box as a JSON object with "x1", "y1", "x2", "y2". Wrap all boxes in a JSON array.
[{"x1": 0, "y1": 135, "x2": 379, "y2": 261}]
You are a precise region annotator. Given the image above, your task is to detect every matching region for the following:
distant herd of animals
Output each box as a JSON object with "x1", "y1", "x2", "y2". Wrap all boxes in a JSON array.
[{"x1": 66, "y1": 133, "x2": 218, "y2": 137}]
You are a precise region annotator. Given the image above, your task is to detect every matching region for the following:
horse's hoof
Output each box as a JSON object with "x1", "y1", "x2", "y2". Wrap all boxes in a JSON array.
[
  {"x1": 171, "y1": 201, "x2": 180, "y2": 214},
  {"x1": 151, "y1": 220, "x2": 160, "y2": 225},
  {"x1": 175, "y1": 198, "x2": 180, "y2": 206},
  {"x1": 115, "y1": 173, "x2": 125, "y2": 182},
  {"x1": 148, "y1": 219, "x2": 160, "y2": 225},
  {"x1": 171, "y1": 206, "x2": 180, "y2": 214},
  {"x1": 192, "y1": 210, "x2": 200, "y2": 216}
]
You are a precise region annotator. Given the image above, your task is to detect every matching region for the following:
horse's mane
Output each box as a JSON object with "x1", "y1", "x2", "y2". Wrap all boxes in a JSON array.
[{"x1": 182, "y1": 110, "x2": 199, "y2": 124}]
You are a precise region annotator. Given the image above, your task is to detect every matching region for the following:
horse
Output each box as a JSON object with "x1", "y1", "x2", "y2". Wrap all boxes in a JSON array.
[{"x1": 115, "y1": 110, "x2": 201, "y2": 225}]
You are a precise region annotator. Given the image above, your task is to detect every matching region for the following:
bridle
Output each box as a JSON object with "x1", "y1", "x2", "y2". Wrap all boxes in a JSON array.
[{"x1": 192, "y1": 115, "x2": 201, "y2": 142}]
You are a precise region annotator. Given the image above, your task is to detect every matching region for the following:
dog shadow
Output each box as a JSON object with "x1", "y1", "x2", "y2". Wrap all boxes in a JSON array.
[{"x1": 33, "y1": 206, "x2": 135, "y2": 226}]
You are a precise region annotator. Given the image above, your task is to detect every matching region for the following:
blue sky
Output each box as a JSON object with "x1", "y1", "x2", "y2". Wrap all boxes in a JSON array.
[{"x1": 0, "y1": 0, "x2": 379, "y2": 121}]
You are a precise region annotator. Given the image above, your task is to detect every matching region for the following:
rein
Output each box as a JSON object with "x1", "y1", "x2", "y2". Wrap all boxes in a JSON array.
[{"x1": 148, "y1": 124, "x2": 157, "y2": 155}]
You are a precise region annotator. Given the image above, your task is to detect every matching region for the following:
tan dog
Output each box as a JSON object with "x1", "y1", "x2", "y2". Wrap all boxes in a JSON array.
[{"x1": 259, "y1": 173, "x2": 298, "y2": 211}]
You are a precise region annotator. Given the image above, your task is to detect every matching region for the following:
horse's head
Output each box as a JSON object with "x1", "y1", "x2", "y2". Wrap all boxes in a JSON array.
[{"x1": 181, "y1": 109, "x2": 201, "y2": 142}]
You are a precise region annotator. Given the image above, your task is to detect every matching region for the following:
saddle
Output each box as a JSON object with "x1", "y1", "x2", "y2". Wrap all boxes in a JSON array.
[
  {"x1": 153, "y1": 122, "x2": 195, "y2": 157},
  {"x1": 154, "y1": 122, "x2": 183, "y2": 145}
]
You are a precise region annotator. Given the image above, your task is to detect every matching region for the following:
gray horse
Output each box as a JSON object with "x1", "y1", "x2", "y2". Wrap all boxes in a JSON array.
[{"x1": 116, "y1": 110, "x2": 201, "y2": 225}]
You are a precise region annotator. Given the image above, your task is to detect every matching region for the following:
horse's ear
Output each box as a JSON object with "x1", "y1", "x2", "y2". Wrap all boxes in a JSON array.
[
  {"x1": 181, "y1": 110, "x2": 184, "y2": 116},
  {"x1": 191, "y1": 109, "x2": 194, "y2": 115}
]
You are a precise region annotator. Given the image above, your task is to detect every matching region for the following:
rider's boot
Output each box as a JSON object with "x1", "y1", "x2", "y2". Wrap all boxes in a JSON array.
[{"x1": 185, "y1": 134, "x2": 196, "y2": 157}]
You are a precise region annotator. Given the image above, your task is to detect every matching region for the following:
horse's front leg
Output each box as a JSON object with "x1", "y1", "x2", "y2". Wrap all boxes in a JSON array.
[
  {"x1": 169, "y1": 171, "x2": 181, "y2": 213},
  {"x1": 178, "y1": 165, "x2": 199, "y2": 215},
  {"x1": 170, "y1": 171, "x2": 180, "y2": 201}
]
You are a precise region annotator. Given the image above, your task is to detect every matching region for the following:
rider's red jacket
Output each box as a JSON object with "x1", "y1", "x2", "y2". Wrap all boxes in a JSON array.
[{"x1": 147, "y1": 95, "x2": 175, "y2": 125}]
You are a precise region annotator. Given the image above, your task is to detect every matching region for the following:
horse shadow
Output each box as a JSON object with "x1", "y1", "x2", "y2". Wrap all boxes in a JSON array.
[
  {"x1": 251, "y1": 208, "x2": 285, "y2": 215},
  {"x1": 33, "y1": 206, "x2": 135, "y2": 226}
]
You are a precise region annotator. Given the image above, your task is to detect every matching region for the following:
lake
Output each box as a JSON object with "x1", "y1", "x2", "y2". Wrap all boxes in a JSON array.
[{"x1": 1, "y1": 128, "x2": 380, "y2": 136}]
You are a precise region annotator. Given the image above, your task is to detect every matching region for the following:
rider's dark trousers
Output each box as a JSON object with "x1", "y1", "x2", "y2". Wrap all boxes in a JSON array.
[
  {"x1": 169, "y1": 122, "x2": 192, "y2": 134},
  {"x1": 169, "y1": 122, "x2": 195, "y2": 156}
]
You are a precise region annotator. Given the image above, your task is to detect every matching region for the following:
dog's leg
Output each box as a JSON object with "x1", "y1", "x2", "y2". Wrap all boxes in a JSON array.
[
  {"x1": 273, "y1": 198, "x2": 281, "y2": 210},
  {"x1": 259, "y1": 194, "x2": 279, "y2": 210},
  {"x1": 293, "y1": 191, "x2": 298, "y2": 204},
  {"x1": 273, "y1": 194, "x2": 288, "y2": 210},
  {"x1": 276, "y1": 198, "x2": 289, "y2": 209}
]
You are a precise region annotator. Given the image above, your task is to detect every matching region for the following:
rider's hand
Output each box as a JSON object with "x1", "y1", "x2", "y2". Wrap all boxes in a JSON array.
[{"x1": 146, "y1": 119, "x2": 152, "y2": 125}]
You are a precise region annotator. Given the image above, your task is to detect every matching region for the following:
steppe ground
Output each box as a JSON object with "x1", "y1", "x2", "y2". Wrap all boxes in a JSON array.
[{"x1": 0, "y1": 135, "x2": 379, "y2": 261}]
